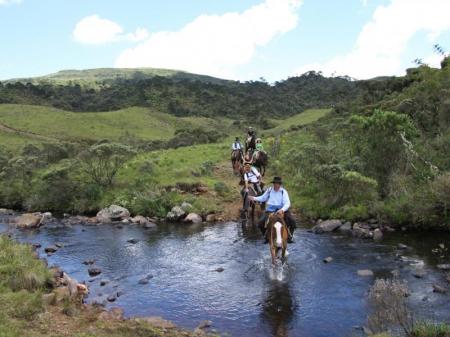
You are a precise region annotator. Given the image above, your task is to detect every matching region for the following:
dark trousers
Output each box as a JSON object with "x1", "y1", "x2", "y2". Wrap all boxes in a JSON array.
[{"x1": 257, "y1": 210, "x2": 296, "y2": 236}]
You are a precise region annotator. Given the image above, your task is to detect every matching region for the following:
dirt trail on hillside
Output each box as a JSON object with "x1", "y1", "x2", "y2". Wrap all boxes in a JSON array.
[
  {"x1": 213, "y1": 161, "x2": 243, "y2": 221},
  {"x1": 0, "y1": 122, "x2": 62, "y2": 142}
]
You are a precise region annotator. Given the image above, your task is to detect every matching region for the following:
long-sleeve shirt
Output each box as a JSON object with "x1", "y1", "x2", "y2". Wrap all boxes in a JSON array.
[
  {"x1": 231, "y1": 142, "x2": 243, "y2": 150},
  {"x1": 254, "y1": 187, "x2": 291, "y2": 212}
]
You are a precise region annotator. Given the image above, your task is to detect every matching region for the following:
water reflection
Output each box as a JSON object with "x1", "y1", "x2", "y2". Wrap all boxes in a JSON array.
[{"x1": 261, "y1": 277, "x2": 296, "y2": 337}]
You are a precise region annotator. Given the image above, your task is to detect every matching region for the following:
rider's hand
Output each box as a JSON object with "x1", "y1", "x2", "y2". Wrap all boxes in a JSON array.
[
  {"x1": 244, "y1": 188, "x2": 249, "y2": 193},
  {"x1": 277, "y1": 209, "x2": 284, "y2": 216}
]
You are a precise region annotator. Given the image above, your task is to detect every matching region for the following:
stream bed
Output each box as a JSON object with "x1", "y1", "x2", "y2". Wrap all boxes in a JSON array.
[{"x1": 1, "y1": 217, "x2": 449, "y2": 337}]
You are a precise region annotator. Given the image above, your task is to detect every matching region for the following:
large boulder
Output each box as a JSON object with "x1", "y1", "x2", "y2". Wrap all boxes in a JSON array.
[
  {"x1": 96, "y1": 205, "x2": 130, "y2": 223},
  {"x1": 0, "y1": 208, "x2": 14, "y2": 215},
  {"x1": 338, "y1": 222, "x2": 352, "y2": 235},
  {"x1": 373, "y1": 228, "x2": 383, "y2": 241},
  {"x1": 312, "y1": 219, "x2": 342, "y2": 234},
  {"x1": 352, "y1": 223, "x2": 372, "y2": 239},
  {"x1": 131, "y1": 215, "x2": 149, "y2": 226},
  {"x1": 166, "y1": 206, "x2": 186, "y2": 222},
  {"x1": 15, "y1": 213, "x2": 44, "y2": 229},
  {"x1": 184, "y1": 213, "x2": 203, "y2": 224}
]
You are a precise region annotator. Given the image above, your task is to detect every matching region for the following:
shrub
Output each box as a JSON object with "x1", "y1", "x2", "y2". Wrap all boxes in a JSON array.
[
  {"x1": 214, "y1": 181, "x2": 230, "y2": 196},
  {"x1": 79, "y1": 142, "x2": 136, "y2": 187},
  {"x1": 367, "y1": 278, "x2": 413, "y2": 336}
]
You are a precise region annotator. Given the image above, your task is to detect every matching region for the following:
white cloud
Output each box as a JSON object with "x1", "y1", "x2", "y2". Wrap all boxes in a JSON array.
[
  {"x1": 0, "y1": 0, "x2": 22, "y2": 6},
  {"x1": 73, "y1": 15, "x2": 149, "y2": 45},
  {"x1": 115, "y1": 0, "x2": 302, "y2": 79},
  {"x1": 296, "y1": 0, "x2": 450, "y2": 79}
]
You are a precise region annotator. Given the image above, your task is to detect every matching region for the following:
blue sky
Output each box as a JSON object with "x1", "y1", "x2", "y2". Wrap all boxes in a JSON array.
[{"x1": 1, "y1": 0, "x2": 449, "y2": 81}]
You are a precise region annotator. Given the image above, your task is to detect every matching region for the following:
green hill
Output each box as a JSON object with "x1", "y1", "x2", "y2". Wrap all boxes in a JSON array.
[{"x1": 4, "y1": 68, "x2": 230, "y2": 86}]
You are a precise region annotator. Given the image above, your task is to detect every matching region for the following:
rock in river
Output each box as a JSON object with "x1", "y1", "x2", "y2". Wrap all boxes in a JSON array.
[
  {"x1": 437, "y1": 264, "x2": 450, "y2": 271},
  {"x1": 127, "y1": 238, "x2": 139, "y2": 244},
  {"x1": 88, "y1": 268, "x2": 102, "y2": 276},
  {"x1": 357, "y1": 269, "x2": 374, "y2": 277},
  {"x1": 44, "y1": 246, "x2": 58, "y2": 253},
  {"x1": 373, "y1": 228, "x2": 383, "y2": 241},
  {"x1": 323, "y1": 257, "x2": 333, "y2": 263},
  {"x1": 412, "y1": 269, "x2": 427, "y2": 278},
  {"x1": 96, "y1": 205, "x2": 130, "y2": 223},
  {"x1": 184, "y1": 213, "x2": 203, "y2": 224},
  {"x1": 312, "y1": 219, "x2": 342, "y2": 234},
  {"x1": 15, "y1": 213, "x2": 45, "y2": 229},
  {"x1": 432, "y1": 284, "x2": 448, "y2": 294}
]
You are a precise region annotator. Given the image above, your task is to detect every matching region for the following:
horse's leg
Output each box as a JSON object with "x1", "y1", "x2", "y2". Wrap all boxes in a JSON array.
[{"x1": 251, "y1": 203, "x2": 255, "y2": 225}]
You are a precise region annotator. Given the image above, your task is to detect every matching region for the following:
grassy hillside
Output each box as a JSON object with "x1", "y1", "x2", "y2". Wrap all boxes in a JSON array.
[
  {"x1": 0, "y1": 104, "x2": 231, "y2": 145},
  {"x1": 264, "y1": 108, "x2": 331, "y2": 135},
  {"x1": 4, "y1": 67, "x2": 230, "y2": 86}
]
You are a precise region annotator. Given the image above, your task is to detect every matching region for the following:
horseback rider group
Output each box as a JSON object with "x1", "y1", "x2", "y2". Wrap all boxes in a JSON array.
[{"x1": 231, "y1": 126, "x2": 296, "y2": 243}]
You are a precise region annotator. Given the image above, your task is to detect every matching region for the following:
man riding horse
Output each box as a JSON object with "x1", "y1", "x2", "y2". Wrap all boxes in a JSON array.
[
  {"x1": 245, "y1": 126, "x2": 257, "y2": 155},
  {"x1": 249, "y1": 176, "x2": 296, "y2": 243},
  {"x1": 242, "y1": 162, "x2": 262, "y2": 196}
]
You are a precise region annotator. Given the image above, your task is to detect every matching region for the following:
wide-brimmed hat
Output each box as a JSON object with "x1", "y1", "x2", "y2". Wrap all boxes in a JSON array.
[{"x1": 271, "y1": 176, "x2": 283, "y2": 184}]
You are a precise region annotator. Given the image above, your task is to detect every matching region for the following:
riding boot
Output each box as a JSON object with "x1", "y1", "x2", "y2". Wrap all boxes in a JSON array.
[
  {"x1": 287, "y1": 227, "x2": 294, "y2": 243},
  {"x1": 263, "y1": 228, "x2": 269, "y2": 244}
]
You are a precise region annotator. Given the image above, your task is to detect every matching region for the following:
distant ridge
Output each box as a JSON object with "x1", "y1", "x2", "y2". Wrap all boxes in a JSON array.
[{"x1": 4, "y1": 67, "x2": 232, "y2": 86}]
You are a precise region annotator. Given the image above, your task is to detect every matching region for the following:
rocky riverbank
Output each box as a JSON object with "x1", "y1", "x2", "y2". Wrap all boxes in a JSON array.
[{"x1": 0, "y1": 232, "x2": 219, "y2": 337}]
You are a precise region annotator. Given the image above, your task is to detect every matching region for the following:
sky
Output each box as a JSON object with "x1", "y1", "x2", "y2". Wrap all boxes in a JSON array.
[{"x1": 1, "y1": 0, "x2": 449, "y2": 82}]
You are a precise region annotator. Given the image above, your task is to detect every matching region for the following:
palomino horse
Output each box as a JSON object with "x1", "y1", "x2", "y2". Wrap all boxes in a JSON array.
[
  {"x1": 253, "y1": 151, "x2": 268, "y2": 176},
  {"x1": 231, "y1": 150, "x2": 243, "y2": 175},
  {"x1": 266, "y1": 213, "x2": 289, "y2": 265}
]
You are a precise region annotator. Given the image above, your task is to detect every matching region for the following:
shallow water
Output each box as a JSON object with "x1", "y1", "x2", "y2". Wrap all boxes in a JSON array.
[{"x1": 1, "y1": 217, "x2": 449, "y2": 337}]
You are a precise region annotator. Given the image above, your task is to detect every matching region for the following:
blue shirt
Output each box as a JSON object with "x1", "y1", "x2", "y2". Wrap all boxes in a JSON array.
[{"x1": 254, "y1": 187, "x2": 291, "y2": 212}]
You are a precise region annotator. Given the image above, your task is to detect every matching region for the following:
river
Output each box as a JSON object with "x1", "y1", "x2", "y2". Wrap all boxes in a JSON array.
[{"x1": 1, "y1": 216, "x2": 449, "y2": 337}]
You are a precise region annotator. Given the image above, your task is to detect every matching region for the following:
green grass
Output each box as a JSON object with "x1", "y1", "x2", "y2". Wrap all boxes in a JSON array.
[
  {"x1": 0, "y1": 104, "x2": 231, "y2": 144},
  {"x1": 411, "y1": 322, "x2": 450, "y2": 337},
  {"x1": 265, "y1": 108, "x2": 331, "y2": 135},
  {"x1": 0, "y1": 130, "x2": 45, "y2": 150}
]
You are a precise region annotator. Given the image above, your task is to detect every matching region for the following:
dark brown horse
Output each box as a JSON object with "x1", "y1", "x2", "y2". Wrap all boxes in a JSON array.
[
  {"x1": 253, "y1": 151, "x2": 268, "y2": 176},
  {"x1": 267, "y1": 213, "x2": 289, "y2": 265},
  {"x1": 231, "y1": 150, "x2": 243, "y2": 175},
  {"x1": 245, "y1": 134, "x2": 256, "y2": 154}
]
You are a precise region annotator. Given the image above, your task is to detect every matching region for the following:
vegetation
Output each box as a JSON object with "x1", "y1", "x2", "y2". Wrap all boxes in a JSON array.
[{"x1": 1, "y1": 57, "x2": 450, "y2": 229}]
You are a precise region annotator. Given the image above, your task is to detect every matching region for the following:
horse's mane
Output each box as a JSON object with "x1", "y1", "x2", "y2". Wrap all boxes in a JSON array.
[{"x1": 267, "y1": 213, "x2": 286, "y2": 227}]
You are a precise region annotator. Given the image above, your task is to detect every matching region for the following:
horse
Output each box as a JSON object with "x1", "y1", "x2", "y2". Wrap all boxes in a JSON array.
[
  {"x1": 266, "y1": 213, "x2": 289, "y2": 265},
  {"x1": 253, "y1": 150, "x2": 268, "y2": 176},
  {"x1": 241, "y1": 185, "x2": 258, "y2": 225},
  {"x1": 245, "y1": 134, "x2": 256, "y2": 154},
  {"x1": 231, "y1": 149, "x2": 243, "y2": 175}
]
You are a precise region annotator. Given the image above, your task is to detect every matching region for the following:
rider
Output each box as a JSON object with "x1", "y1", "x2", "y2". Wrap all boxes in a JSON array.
[
  {"x1": 252, "y1": 138, "x2": 264, "y2": 161},
  {"x1": 231, "y1": 137, "x2": 243, "y2": 155},
  {"x1": 249, "y1": 176, "x2": 296, "y2": 243},
  {"x1": 245, "y1": 126, "x2": 256, "y2": 154},
  {"x1": 242, "y1": 162, "x2": 262, "y2": 196}
]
